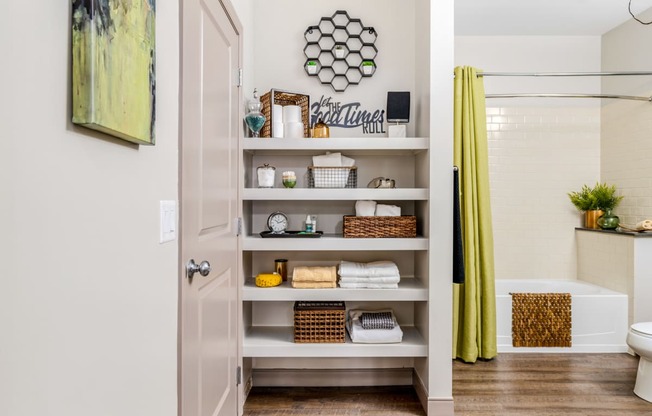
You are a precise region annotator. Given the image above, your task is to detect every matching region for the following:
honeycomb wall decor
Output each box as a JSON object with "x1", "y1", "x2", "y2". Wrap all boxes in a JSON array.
[{"x1": 304, "y1": 10, "x2": 378, "y2": 93}]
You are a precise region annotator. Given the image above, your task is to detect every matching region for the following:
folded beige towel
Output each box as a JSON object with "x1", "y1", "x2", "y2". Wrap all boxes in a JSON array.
[
  {"x1": 292, "y1": 266, "x2": 337, "y2": 282},
  {"x1": 636, "y1": 220, "x2": 652, "y2": 231},
  {"x1": 291, "y1": 281, "x2": 337, "y2": 288}
]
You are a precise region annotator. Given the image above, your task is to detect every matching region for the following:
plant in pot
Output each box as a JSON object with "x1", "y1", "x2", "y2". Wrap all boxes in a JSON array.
[
  {"x1": 334, "y1": 45, "x2": 345, "y2": 59},
  {"x1": 568, "y1": 184, "x2": 601, "y2": 229},
  {"x1": 568, "y1": 182, "x2": 624, "y2": 229},
  {"x1": 362, "y1": 60, "x2": 374, "y2": 75},
  {"x1": 306, "y1": 60, "x2": 318, "y2": 75},
  {"x1": 593, "y1": 182, "x2": 624, "y2": 229}
]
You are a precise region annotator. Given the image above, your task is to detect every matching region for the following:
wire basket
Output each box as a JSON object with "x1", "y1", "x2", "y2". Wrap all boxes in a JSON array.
[
  {"x1": 260, "y1": 89, "x2": 310, "y2": 138},
  {"x1": 308, "y1": 166, "x2": 357, "y2": 188},
  {"x1": 343, "y1": 215, "x2": 417, "y2": 238},
  {"x1": 294, "y1": 301, "x2": 346, "y2": 343}
]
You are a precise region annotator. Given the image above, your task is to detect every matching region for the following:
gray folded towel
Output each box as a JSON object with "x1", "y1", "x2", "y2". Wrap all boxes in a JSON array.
[{"x1": 360, "y1": 312, "x2": 396, "y2": 330}]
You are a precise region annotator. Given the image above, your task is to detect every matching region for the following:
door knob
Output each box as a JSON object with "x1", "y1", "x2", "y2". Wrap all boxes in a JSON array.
[{"x1": 186, "y1": 259, "x2": 211, "y2": 279}]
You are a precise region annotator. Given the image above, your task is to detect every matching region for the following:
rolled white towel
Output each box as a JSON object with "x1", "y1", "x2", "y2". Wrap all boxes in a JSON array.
[
  {"x1": 636, "y1": 219, "x2": 652, "y2": 231},
  {"x1": 355, "y1": 200, "x2": 377, "y2": 216},
  {"x1": 338, "y1": 261, "x2": 400, "y2": 277},
  {"x1": 375, "y1": 204, "x2": 401, "y2": 216},
  {"x1": 312, "y1": 152, "x2": 342, "y2": 167}
]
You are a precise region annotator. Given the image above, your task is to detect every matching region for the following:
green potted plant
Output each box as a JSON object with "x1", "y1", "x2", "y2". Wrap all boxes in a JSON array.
[
  {"x1": 593, "y1": 182, "x2": 624, "y2": 229},
  {"x1": 568, "y1": 182, "x2": 623, "y2": 229},
  {"x1": 362, "y1": 60, "x2": 374, "y2": 75},
  {"x1": 306, "y1": 60, "x2": 317, "y2": 75},
  {"x1": 334, "y1": 45, "x2": 345, "y2": 59}
]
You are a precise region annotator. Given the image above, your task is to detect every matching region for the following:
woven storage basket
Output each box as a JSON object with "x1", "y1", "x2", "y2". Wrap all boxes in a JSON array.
[
  {"x1": 294, "y1": 301, "x2": 346, "y2": 343},
  {"x1": 260, "y1": 89, "x2": 310, "y2": 138},
  {"x1": 343, "y1": 215, "x2": 417, "y2": 238},
  {"x1": 308, "y1": 166, "x2": 357, "y2": 188}
]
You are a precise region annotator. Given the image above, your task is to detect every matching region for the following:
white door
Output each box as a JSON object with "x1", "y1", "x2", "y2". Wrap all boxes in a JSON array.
[{"x1": 179, "y1": 0, "x2": 241, "y2": 415}]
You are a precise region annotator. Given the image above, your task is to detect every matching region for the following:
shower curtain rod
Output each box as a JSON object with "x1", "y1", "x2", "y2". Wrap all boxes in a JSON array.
[
  {"x1": 477, "y1": 71, "x2": 652, "y2": 77},
  {"x1": 485, "y1": 93, "x2": 652, "y2": 102}
]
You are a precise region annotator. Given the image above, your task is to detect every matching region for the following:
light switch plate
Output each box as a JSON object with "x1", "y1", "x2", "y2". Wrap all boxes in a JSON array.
[{"x1": 160, "y1": 200, "x2": 176, "y2": 243}]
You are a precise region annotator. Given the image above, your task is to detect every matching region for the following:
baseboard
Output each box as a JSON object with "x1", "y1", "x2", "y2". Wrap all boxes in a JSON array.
[
  {"x1": 252, "y1": 368, "x2": 413, "y2": 387},
  {"x1": 412, "y1": 370, "x2": 428, "y2": 411},
  {"x1": 427, "y1": 398, "x2": 455, "y2": 416}
]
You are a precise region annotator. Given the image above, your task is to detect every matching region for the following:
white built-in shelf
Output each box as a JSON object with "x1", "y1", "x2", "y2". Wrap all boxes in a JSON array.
[
  {"x1": 243, "y1": 278, "x2": 428, "y2": 301},
  {"x1": 241, "y1": 188, "x2": 429, "y2": 201},
  {"x1": 243, "y1": 326, "x2": 427, "y2": 358},
  {"x1": 242, "y1": 235, "x2": 428, "y2": 251},
  {"x1": 242, "y1": 137, "x2": 428, "y2": 155}
]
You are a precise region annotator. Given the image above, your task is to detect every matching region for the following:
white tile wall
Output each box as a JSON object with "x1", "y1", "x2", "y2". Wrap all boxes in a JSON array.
[
  {"x1": 486, "y1": 106, "x2": 601, "y2": 280},
  {"x1": 601, "y1": 99, "x2": 652, "y2": 227},
  {"x1": 602, "y1": 10, "x2": 652, "y2": 229}
]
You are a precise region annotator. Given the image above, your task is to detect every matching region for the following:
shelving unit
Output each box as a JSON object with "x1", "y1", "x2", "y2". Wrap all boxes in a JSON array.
[{"x1": 239, "y1": 136, "x2": 435, "y2": 390}]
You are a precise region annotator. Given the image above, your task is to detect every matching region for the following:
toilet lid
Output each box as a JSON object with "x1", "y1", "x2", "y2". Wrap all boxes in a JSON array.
[{"x1": 631, "y1": 322, "x2": 652, "y2": 336}]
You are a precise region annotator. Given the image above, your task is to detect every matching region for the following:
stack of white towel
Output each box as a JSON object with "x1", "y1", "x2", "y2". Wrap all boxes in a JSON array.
[
  {"x1": 347, "y1": 309, "x2": 403, "y2": 343},
  {"x1": 338, "y1": 260, "x2": 400, "y2": 289},
  {"x1": 355, "y1": 200, "x2": 401, "y2": 217}
]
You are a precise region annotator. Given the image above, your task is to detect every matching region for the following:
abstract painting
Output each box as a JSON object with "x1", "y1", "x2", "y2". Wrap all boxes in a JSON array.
[{"x1": 72, "y1": 0, "x2": 156, "y2": 145}]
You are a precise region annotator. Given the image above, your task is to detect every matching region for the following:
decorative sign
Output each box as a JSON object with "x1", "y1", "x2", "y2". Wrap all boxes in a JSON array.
[{"x1": 311, "y1": 95, "x2": 385, "y2": 134}]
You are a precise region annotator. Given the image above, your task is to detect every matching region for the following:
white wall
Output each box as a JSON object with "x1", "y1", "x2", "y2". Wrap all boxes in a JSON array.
[
  {"x1": 0, "y1": 2, "x2": 179, "y2": 416},
  {"x1": 252, "y1": 0, "x2": 416, "y2": 137},
  {"x1": 601, "y1": 8, "x2": 652, "y2": 227},
  {"x1": 455, "y1": 37, "x2": 602, "y2": 280}
]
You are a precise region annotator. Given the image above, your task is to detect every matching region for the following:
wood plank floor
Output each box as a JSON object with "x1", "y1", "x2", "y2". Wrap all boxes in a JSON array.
[
  {"x1": 243, "y1": 354, "x2": 652, "y2": 415},
  {"x1": 453, "y1": 353, "x2": 651, "y2": 415}
]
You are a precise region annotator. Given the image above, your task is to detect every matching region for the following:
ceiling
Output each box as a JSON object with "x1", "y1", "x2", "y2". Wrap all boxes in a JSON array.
[{"x1": 455, "y1": 0, "x2": 652, "y2": 36}]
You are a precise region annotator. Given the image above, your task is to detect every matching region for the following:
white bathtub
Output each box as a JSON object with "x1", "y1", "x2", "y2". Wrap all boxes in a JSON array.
[{"x1": 496, "y1": 279, "x2": 628, "y2": 353}]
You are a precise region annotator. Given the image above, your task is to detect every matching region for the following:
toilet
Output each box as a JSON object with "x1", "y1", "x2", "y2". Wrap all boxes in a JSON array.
[{"x1": 627, "y1": 322, "x2": 652, "y2": 402}]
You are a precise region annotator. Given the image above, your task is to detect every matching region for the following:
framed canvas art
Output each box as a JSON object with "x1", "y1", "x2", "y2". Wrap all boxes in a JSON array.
[{"x1": 72, "y1": 0, "x2": 156, "y2": 145}]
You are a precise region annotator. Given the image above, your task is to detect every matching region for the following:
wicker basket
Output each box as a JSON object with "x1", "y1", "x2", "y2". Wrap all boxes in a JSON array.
[
  {"x1": 294, "y1": 301, "x2": 346, "y2": 343},
  {"x1": 343, "y1": 215, "x2": 417, "y2": 238},
  {"x1": 308, "y1": 166, "x2": 357, "y2": 188},
  {"x1": 260, "y1": 89, "x2": 310, "y2": 138}
]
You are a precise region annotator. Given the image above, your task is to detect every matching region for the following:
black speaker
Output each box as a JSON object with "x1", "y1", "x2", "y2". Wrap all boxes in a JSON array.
[{"x1": 386, "y1": 91, "x2": 410, "y2": 123}]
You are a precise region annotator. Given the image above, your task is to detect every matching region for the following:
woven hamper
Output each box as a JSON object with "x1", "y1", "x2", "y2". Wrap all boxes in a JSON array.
[
  {"x1": 294, "y1": 301, "x2": 346, "y2": 343},
  {"x1": 343, "y1": 215, "x2": 417, "y2": 238}
]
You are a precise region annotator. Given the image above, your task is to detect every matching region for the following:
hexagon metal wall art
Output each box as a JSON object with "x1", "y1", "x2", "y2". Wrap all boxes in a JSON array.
[{"x1": 303, "y1": 10, "x2": 378, "y2": 92}]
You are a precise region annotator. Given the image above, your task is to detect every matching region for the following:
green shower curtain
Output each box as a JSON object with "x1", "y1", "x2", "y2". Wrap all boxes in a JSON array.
[{"x1": 452, "y1": 66, "x2": 497, "y2": 362}]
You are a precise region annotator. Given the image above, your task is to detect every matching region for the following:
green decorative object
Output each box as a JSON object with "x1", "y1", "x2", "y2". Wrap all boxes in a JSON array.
[
  {"x1": 72, "y1": 0, "x2": 156, "y2": 145},
  {"x1": 597, "y1": 208, "x2": 620, "y2": 230},
  {"x1": 568, "y1": 182, "x2": 623, "y2": 211}
]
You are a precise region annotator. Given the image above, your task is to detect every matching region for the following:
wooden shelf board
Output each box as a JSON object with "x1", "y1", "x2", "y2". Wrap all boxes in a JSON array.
[
  {"x1": 243, "y1": 326, "x2": 427, "y2": 358},
  {"x1": 242, "y1": 235, "x2": 428, "y2": 251},
  {"x1": 243, "y1": 278, "x2": 428, "y2": 301},
  {"x1": 241, "y1": 188, "x2": 429, "y2": 201}
]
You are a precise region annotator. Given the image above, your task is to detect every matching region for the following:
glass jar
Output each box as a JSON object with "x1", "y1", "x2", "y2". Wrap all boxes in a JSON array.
[
  {"x1": 244, "y1": 88, "x2": 266, "y2": 138},
  {"x1": 257, "y1": 164, "x2": 275, "y2": 188}
]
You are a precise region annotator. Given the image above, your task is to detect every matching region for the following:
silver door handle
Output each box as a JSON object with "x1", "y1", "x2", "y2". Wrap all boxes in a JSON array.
[{"x1": 186, "y1": 259, "x2": 211, "y2": 278}]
